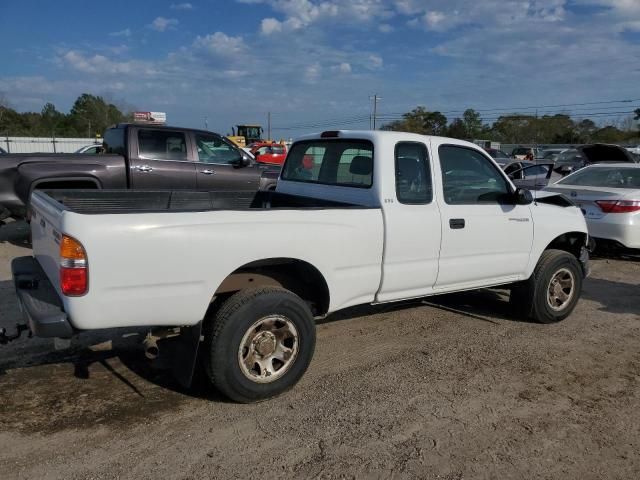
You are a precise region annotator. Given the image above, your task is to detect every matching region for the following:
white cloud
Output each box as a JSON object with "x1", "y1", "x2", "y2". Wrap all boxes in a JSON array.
[
  {"x1": 368, "y1": 54, "x2": 383, "y2": 69},
  {"x1": 59, "y1": 50, "x2": 156, "y2": 76},
  {"x1": 109, "y1": 28, "x2": 131, "y2": 37},
  {"x1": 261, "y1": 17, "x2": 283, "y2": 35},
  {"x1": 150, "y1": 17, "x2": 179, "y2": 32},
  {"x1": 573, "y1": 0, "x2": 640, "y2": 31},
  {"x1": 395, "y1": 0, "x2": 568, "y2": 32},
  {"x1": 251, "y1": 0, "x2": 393, "y2": 34},
  {"x1": 170, "y1": 2, "x2": 194, "y2": 9},
  {"x1": 331, "y1": 62, "x2": 352, "y2": 73},
  {"x1": 193, "y1": 32, "x2": 246, "y2": 55},
  {"x1": 424, "y1": 11, "x2": 447, "y2": 29},
  {"x1": 378, "y1": 23, "x2": 394, "y2": 33},
  {"x1": 305, "y1": 62, "x2": 321, "y2": 82}
]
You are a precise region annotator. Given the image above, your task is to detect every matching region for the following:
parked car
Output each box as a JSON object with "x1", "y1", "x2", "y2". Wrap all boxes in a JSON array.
[
  {"x1": 250, "y1": 142, "x2": 287, "y2": 165},
  {"x1": 554, "y1": 143, "x2": 637, "y2": 175},
  {"x1": 539, "y1": 148, "x2": 566, "y2": 162},
  {"x1": 0, "y1": 123, "x2": 280, "y2": 219},
  {"x1": 544, "y1": 163, "x2": 640, "y2": 251},
  {"x1": 503, "y1": 160, "x2": 554, "y2": 190},
  {"x1": 625, "y1": 145, "x2": 640, "y2": 155},
  {"x1": 511, "y1": 147, "x2": 542, "y2": 160},
  {"x1": 10, "y1": 130, "x2": 590, "y2": 402},
  {"x1": 485, "y1": 148, "x2": 510, "y2": 167},
  {"x1": 74, "y1": 144, "x2": 104, "y2": 154}
]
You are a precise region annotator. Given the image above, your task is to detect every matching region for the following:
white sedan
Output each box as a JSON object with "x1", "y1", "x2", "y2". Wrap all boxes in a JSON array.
[{"x1": 544, "y1": 163, "x2": 640, "y2": 250}]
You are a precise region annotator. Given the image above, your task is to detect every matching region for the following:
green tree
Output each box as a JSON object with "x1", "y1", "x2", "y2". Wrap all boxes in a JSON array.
[
  {"x1": 462, "y1": 108, "x2": 483, "y2": 138},
  {"x1": 41, "y1": 102, "x2": 63, "y2": 136},
  {"x1": 446, "y1": 118, "x2": 467, "y2": 139},
  {"x1": 592, "y1": 125, "x2": 626, "y2": 143},
  {"x1": 423, "y1": 111, "x2": 448, "y2": 135},
  {"x1": 70, "y1": 93, "x2": 129, "y2": 137},
  {"x1": 381, "y1": 106, "x2": 448, "y2": 135}
]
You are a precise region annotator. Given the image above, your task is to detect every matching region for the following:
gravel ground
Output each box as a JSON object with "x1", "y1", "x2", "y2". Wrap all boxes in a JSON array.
[{"x1": 0, "y1": 219, "x2": 638, "y2": 480}]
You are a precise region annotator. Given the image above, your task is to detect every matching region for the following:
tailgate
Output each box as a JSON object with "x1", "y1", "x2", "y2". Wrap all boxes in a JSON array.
[{"x1": 29, "y1": 191, "x2": 66, "y2": 297}]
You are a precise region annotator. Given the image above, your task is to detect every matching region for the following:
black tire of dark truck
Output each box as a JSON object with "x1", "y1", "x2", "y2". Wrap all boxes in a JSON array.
[{"x1": 203, "y1": 286, "x2": 316, "y2": 403}]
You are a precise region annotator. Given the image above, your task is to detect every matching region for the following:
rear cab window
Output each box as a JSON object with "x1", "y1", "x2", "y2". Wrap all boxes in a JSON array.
[
  {"x1": 138, "y1": 129, "x2": 188, "y2": 161},
  {"x1": 282, "y1": 140, "x2": 373, "y2": 188},
  {"x1": 103, "y1": 128, "x2": 126, "y2": 155},
  {"x1": 395, "y1": 142, "x2": 432, "y2": 204}
]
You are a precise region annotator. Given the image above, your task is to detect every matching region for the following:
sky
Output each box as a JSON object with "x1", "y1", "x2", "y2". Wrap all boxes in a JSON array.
[{"x1": 0, "y1": 0, "x2": 639, "y2": 139}]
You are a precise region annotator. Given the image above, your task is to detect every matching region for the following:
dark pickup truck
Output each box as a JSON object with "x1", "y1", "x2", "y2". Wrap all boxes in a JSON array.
[{"x1": 0, "y1": 123, "x2": 280, "y2": 220}]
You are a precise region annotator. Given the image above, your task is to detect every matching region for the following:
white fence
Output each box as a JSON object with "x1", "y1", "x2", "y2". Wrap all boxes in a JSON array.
[{"x1": 1, "y1": 136, "x2": 102, "y2": 154}]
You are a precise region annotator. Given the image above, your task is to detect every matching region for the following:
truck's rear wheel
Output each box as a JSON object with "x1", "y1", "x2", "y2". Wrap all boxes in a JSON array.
[
  {"x1": 204, "y1": 286, "x2": 315, "y2": 403},
  {"x1": 510, "y1": 249, "x2": 583, "y2": 323}
]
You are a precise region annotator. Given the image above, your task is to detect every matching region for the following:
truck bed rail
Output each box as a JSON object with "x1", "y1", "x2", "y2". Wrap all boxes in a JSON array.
[{"x1": 39, "y1": 189, "x2": 373, "y2": 215}]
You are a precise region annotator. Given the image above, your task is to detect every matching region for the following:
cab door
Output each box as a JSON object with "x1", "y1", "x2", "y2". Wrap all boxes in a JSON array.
[
  {"x1": 128, "y1": 127, "x2": 196, "y2": 189},
  {"x1": 192, "y1": 132, "x2": 260, "y2": 191},
  {"x1": 433, "y1": 142, "x2": 533, "y2": 289},
  {"x1": 376, "y1": 141, "x2": 442, "y2": 302}
]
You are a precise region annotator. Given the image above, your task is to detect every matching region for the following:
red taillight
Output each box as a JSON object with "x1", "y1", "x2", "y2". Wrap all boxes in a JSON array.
[
  {"x1": 596, "y1": 200, "x2": 640, "y2": 213},
  {"x1": 60, "y1": 234, "x2": 88, "y2": 296},
  {"x1": 61, "y1": 268, "x2": 87, "y2": 296}
]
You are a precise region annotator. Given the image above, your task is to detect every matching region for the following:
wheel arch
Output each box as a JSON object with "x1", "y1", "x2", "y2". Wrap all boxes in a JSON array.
[
  {"x1": 213, "y1": 257, "x2": 331, "y2": 316},
  {"x1": 30, "y1": 176, "x2": 102, "y2": 194},
  {"x1": 543, "y1": 231, "x2": 588, "y2": 258},
  {"x1": 525, "y1": 231, "x2": 589, "y2": 279}
]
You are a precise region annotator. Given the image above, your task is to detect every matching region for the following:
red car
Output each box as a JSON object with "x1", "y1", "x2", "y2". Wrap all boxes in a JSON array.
[{"x1": 251, "y1": 142, "x2": 287, "y2": 165}]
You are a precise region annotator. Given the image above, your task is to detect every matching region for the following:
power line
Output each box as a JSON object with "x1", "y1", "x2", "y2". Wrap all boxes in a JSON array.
[{"x1": 271, "y1": 98, "x2": 640, "y2": 132}]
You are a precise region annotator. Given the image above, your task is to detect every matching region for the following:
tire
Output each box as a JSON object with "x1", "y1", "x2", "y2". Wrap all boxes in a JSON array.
[
  {"x1": 510, "y1": 249, "x2": 583, "y2": 324},
  {"x1": 203, "y1": 286, "x2": 315, "y2": 403}
]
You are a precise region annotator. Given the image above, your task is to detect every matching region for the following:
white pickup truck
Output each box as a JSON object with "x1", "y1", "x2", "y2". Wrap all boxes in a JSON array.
[{"x1": 11, "y1": 130, "x2": 590, "y2": 402}]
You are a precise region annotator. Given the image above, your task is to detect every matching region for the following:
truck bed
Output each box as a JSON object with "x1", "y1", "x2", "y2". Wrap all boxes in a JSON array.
[{"x1": 43, "y1": 189, "x2": 372, "y2": 214}]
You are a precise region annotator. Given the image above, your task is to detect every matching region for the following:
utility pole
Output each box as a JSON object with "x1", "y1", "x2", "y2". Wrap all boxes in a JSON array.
[
  {"x1": 369, "y1": 94, "x2": 381, "y2": 130},
  {"x1": 267, "y1": 112, "x2": 271, "y2": 141}
]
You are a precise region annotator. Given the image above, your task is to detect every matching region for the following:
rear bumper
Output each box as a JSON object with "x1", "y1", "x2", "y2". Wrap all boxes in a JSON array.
[
  {"x1": 11, "y1": 256, "x2": 73, "y2": 338},
  {"x1": 586, "y1": 217, "x2": 640, "y2": 249}
]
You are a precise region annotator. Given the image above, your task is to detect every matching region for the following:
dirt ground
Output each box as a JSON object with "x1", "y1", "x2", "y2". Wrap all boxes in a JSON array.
[{"x1": 0, "y1": 219, "x2": 638, "y2": 480}]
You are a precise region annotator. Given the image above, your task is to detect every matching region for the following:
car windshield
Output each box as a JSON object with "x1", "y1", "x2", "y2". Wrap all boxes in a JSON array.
[{"x1": 558, "y1": 167, "x2": 640, "y2": 189}]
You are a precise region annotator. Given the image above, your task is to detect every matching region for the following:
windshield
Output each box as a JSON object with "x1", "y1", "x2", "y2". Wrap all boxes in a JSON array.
[
  {"x1": 282, "y1": 139, "x2": 373, "y2": 188},
  {"x1": 558, "y1": 167, "x2": 640, "y2": 189}
]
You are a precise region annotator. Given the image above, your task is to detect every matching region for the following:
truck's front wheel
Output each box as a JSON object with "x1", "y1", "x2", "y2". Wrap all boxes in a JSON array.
[
  {"x1": 510, "y1": 249, "x2": 583, "y2": 323},
  {"x1": 204, "y1": 286, "x2": 316, "y2": 403}
]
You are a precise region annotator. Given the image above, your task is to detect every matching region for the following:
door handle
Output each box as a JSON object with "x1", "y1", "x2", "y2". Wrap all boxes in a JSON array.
[
  {"x1": 136, "y1": 165, "x2": 153, "y2": 172},
  {"x1": 200, "y1": 169, "x2": 216, "y2": 175},
  {"x1": 449, "y1": 218, "x2": 465, "y2": 229}
]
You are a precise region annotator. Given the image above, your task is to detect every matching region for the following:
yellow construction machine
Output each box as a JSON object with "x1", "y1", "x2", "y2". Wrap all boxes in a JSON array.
[{"x1": 227, "y1": 124, "x2": 264, "y2": 148}]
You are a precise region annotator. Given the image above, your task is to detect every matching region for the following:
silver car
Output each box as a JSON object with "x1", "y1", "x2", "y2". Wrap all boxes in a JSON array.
[{"x1": 544, "y1": 163, "x2": 640, "y2": 251}]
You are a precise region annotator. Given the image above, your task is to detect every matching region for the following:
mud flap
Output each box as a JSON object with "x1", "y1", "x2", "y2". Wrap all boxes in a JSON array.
[{"x1": 160, "y1": 322, "x2": 203, "y2": 388}]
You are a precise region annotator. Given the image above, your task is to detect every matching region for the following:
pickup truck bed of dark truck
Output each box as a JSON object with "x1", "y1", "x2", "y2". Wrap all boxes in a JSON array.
[{"x1": 0, "y1": 123, "x2": 280, "y2": 220}]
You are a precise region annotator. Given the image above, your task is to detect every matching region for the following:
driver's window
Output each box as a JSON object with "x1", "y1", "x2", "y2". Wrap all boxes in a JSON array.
[
  {"x1": 439, "y1": 145, "x2": 511, "y2": 204},
  {"x1": 195, "y1": 134, "x2": 241, "y2": 164}
]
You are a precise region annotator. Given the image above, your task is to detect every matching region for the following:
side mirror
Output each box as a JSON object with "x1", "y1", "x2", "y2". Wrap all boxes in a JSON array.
[
  {"x1": 233, "y1": 154, "x2": 251, "y2": 167},
  {"x1": 514, "y1": 187, "x2": 533, "y2": 205}
]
